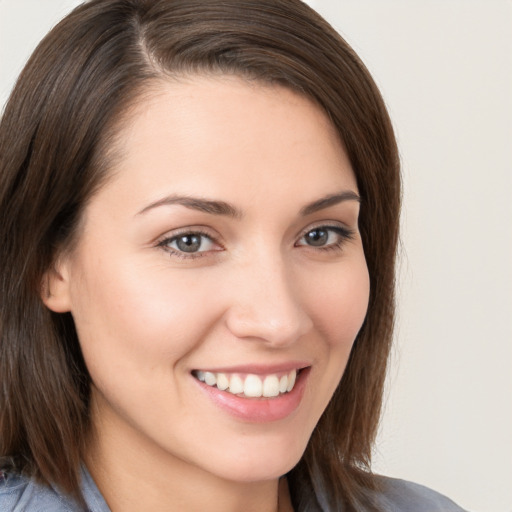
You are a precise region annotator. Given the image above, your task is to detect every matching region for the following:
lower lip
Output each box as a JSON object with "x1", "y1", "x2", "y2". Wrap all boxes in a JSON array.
[{"x1": 195, "y1": 368, "x2": 310, "y2": 423}]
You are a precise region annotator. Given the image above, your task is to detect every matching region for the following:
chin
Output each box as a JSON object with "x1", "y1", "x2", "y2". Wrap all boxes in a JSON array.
[
  {"x1": 199, "y1": 429, "x2": 309, "y2": 483},
  {"x1": 213, "y1": 456, "x2": 300, "y2": 484}
]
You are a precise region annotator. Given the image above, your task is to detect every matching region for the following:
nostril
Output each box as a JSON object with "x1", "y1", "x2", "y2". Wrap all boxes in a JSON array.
[{"x1": 224, "y1": 303, "x2": 313, "y2": 346}]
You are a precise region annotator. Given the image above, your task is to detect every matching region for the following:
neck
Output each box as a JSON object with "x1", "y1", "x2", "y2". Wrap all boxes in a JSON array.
[{"x1": 84, "y1": 403, "x2": 293, "y2": 512}]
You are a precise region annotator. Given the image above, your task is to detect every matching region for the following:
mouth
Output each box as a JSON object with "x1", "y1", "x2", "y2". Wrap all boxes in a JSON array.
[
  {"x1": 191, "y1": 368, "x2": 304, "y2": 399},
  {"x1": 192, "y1": 365, "x2": 311, "y2": 422}
]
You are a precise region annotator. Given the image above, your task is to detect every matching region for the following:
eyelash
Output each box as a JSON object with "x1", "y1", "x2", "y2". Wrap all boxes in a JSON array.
[
  {"x1": 157, "y1": 224, "x2": 355, "y2": 260},
  {"x1": 295, "y1": 225, "x2": 355, "y2": 252},
  {"x1": 157, "y1": 228, "x2": 217, "y2": 260}
]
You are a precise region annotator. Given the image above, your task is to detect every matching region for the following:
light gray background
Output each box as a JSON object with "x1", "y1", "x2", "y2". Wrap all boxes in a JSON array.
[{"x1": 1, "y1": 1, "x2": 511, "y2": 511}]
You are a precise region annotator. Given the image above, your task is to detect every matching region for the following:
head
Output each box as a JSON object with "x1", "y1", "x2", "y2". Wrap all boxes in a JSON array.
[{"x1": 0, "y1": 0, "x2": 400, "y2": 509}]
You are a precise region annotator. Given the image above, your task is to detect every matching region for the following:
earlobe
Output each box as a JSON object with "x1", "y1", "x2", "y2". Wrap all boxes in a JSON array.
[{"x1": 40, "y1": 261, "x2": 72, "y2": 313}]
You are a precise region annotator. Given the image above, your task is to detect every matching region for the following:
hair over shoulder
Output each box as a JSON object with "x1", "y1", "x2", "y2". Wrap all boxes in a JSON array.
[{"x1": 0, "y1": 1, "x2": 400, "y2": 510}]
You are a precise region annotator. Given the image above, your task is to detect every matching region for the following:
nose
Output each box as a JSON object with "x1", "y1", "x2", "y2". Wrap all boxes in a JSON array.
[{"x1": 224, "y1": 253, "x2": 313, "y2": 347}]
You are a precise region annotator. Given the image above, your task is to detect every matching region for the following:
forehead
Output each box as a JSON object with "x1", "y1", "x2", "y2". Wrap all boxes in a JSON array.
[{"x1": 94, "y1": 75, "x2": 356, "y2": 214}]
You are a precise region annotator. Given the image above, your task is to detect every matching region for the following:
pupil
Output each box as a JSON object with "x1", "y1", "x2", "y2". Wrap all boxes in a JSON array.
[
  {"x1": 306, "y1": 229, "x2": 327, "y2": 246},
  {"x1": 177, "y1": 234, "x2": 201, "y2": 252}
]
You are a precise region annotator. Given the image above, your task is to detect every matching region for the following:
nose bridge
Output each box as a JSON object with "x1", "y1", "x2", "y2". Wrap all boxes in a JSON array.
[{"x1": 225, "y1": 248, "x2": 313, "y2": 346}]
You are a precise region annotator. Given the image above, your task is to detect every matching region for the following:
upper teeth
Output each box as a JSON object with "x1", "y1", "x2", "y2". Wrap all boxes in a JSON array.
[{"x1": 195, "y1": 369, "x2": 297, "y2": 398}]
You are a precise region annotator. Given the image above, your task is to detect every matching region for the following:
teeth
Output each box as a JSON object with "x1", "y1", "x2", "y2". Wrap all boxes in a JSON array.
[
  {"x1": 216, "y1": 373, "x2": 229, "y2": 391},
  {"x1": 244, "y1": 375, "x2": 263, "y2": 397},
  {"x1": 204, "y1": 371, "x2": 216, "y2": 386},
  {"x1": 279, "y1": 375, "x2": 288, "y2": 393},
  {"x1": 286, "y1": 370, "x2": 296, "y2": 392},
  {"x1": 229, "y1": 375, "x2": 244, "y2": 394},
  {"x1": 262, "y1": 375, "x2": 280, "y2": 397},
  {"x1": 195, "y1": 369, "x2": 299, "y2": 398}
]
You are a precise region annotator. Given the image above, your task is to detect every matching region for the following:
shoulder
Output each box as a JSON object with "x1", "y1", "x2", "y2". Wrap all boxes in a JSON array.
[
  {"x1": 0, "y1": 469, "x2": 84, "y2": 512},
  {"x1": 369, "y1": 475, "x2": 468, "y2": 512}
]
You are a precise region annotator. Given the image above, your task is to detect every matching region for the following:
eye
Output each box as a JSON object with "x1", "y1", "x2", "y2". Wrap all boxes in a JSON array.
[
  {"x1": 158, "y1": 230, "x2": 219, "y2": 257},
  {"x1": 296, "y1": 225, "x2": 355, "y2": 250}
]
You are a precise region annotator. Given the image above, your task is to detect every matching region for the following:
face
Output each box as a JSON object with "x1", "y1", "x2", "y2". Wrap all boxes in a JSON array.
[{"x1": 46, "y1": 76, "x2": 369, "y2": 485}]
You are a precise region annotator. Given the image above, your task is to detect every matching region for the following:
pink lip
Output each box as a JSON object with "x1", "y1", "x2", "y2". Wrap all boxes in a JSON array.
[
  {"x1": 194, "y1": 367, "x2": 310, "y2": 423},
  {"x1": 192, "y1": 361, "x2": 310, "y2": 375}
]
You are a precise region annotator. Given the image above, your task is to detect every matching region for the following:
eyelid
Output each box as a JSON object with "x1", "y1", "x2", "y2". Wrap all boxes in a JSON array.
[
  {"x1": 154, "y1": 221, "x2": 356, "y2": 260},
  {"x1": 295, "y1": 222, "x2": 356, "y2": 248},
  {"x1": 296, "y1": 221, "x2": 355, "y2": 239},
  {"x1": 156, "y1": 227, "x2": 224, "y2": 259}
]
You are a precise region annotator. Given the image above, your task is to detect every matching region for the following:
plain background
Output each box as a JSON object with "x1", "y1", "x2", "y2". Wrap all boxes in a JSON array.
[{"x1": 1, "y1": 1, "x2": 511, "y2": 511}]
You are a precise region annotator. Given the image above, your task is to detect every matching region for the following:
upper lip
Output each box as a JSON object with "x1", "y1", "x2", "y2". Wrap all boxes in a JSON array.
[{"x1": 192, "y1": 362, "x2": 311, "y2": 375}]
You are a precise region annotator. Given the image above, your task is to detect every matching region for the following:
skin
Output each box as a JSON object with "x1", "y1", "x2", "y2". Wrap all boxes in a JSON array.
[{"x1": 44, "y1": 76, "x2": 370, "y2": 512}]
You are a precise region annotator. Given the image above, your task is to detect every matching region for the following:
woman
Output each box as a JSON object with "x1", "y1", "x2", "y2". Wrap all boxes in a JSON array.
[{"x1": 0, "y1": 1, "x2": 466, "y2": 511}]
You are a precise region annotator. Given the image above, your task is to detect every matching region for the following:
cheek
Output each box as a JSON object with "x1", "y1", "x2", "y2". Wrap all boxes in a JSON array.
[
  {"x1": 305, "y1": 253, "x2": 370, "y2": 393},
  {"x1": 69, "y1": 256, "x2": 223, "y2": 385},
  {"x1": 309, "y1": 255, "x2": 370, "y2": 345}
]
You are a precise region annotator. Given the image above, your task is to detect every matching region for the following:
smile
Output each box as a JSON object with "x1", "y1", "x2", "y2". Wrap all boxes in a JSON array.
[{"x1": 193, "y1": 369, "x2": 298, "y2": 398}]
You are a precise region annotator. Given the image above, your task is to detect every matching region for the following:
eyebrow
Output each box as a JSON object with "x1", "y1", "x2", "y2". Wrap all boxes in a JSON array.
[
  {"x1": 136, "y1": 190, "x2": 360, "y2": 218},
  {"x1": 137, "y1": 195, "x2": 242, "y2": 218},
  {"x1": 299, "y1": 190, "x2": 361, "y2": 215}
]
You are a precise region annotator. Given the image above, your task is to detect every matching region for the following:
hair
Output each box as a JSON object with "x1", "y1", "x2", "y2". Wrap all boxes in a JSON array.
[{"x1": 0, "y1": 0, "x2": 400, "y2": 510}]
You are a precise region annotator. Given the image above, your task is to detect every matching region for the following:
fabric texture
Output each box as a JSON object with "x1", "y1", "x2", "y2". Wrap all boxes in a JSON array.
[
  {"x1": 0, "y1": 466, "x2": 468, "y2": 511},
  {"x1": 369, "y1": 476, "x2": 469, "y2": 511},
  {"x1": 0, "y1": 467, "x2": 109, "y2": 512}
]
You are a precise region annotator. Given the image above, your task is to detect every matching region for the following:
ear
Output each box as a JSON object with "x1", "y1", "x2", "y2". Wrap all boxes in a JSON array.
[{"x1": 40, "y1": 258, "x2": 73, "y2": 313}]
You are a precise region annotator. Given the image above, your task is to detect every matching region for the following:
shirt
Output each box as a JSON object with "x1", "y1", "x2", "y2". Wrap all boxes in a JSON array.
[{"x1": 0, "y1": 466, "x2": 468, "y2": 511}]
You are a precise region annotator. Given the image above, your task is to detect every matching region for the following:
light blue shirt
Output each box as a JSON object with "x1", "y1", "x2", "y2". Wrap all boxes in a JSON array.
[{"x1": 0, "y1": 465, "x2": 468, "y2": 511}]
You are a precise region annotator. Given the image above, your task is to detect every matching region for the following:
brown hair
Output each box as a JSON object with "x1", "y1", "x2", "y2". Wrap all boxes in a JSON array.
[{"x1": 0, "y1": 0, "x2": 400, "y2": 509}]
